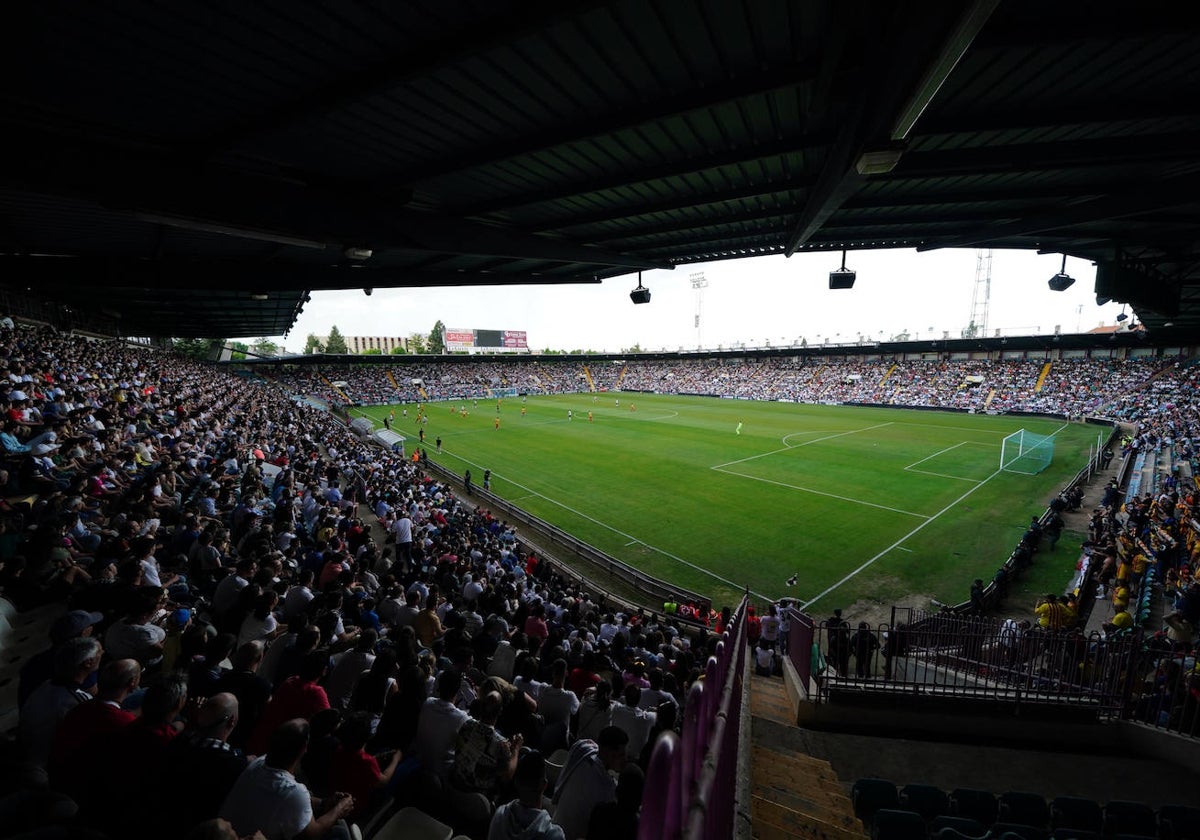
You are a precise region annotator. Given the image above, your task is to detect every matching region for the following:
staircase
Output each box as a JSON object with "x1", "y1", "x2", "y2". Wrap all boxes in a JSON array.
[
  {"x1": 1034, "y1": 361, "x2": 1052, "y2": 392},
  {"x1": 615, "y1": 364, "x2": 629, "y2": 389},
  {"x1": 749, "y1": 675, "x2": 867, "y2": 840},
  {"x1": 583, "y1": 365, "x2": 596, "y2": 392},
  {"x1": 319, "y1": 374, "x2": 351, "y2": 403}
]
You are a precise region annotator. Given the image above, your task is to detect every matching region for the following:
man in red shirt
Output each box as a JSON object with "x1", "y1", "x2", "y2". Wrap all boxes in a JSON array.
[
  {"x1": 49, "y1": 658, "x2": 141, "y2": 797},
  {"x1": 247, "y1": 650, "x2": 330, "y2": 756},
  {"x1": 330, "y1": 713, "x2": 403, "y2": 822}
]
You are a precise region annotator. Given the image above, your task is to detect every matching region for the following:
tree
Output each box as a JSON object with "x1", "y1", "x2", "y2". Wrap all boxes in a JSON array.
[
  {"x1": 252, "y1": 337, "x2": 279, "y2": 357},
  {"x1": 303, "y1": 333, "x2": 324, "y2": 354},
  {"x1": 362, "y1": 347, "x2": 382, "y2": 355},
  {"x1": 173, "y1": 338, "x2": 218, "y2": 361},
  {"x1": 230, "y1": 341, "x2": 248, "y2": 361},
  {"x1": 389, "y1": 344, "x2": 408, "y2": 355},
  {"x1": 325, "y1": 325, "x2": 348, "y2": 354},
  {"x1": 407, "y1": 333, "x2": 427, "y2": 355},
  {"x1": 428, "y1": 320, "x2": 446, "y2": 354}
]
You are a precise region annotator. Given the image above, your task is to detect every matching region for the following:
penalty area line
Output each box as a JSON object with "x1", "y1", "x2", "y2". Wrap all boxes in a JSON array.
[{"x1": 800, "y1": 465, "x2": 1007, "y2": 611}]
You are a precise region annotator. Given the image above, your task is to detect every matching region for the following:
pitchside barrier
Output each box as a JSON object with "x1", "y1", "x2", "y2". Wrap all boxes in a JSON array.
[{"x1": 412, "y1": 459, "x2": 714, "y2": 619}]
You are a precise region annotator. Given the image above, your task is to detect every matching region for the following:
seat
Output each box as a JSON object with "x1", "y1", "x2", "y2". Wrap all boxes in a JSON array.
[
  {"x1": 1105, "y1": 802, "x2": 1158, "y2": 839},
  {"x1": 1051, "y1": 830, "x2": 1100, "y2": 840},
  {"x1": 929, "y1": 816, "x2": 988, "y2": 839},
  {"x1": 372, "y1": 807, "x2": 453, "y2": 840},
  {"x1": 873, "y1": 809, "x2": 929, "y2": 840},
  {"x1": 545, "y1": 749, "x2": 569, "y2": 791},
  {"x1": 1159, "y1": 805, "x2": 1200, "y2": 840},
  {"x1": 1051, "y1": 797, "x2": 1103, "y2": 834},
  {"x1": 853, "y1": 779, "x2": 900, "y2": 828},
  {"x1": 937, "y1": 829, "x2": 984, "y2": 840},
  {"x1": 1000, "y1": 792, "x2": 1050, "y2": 828},
  {"x1": 901, "y1": 784, "x2": 950, "y2": 822},
  {"x1": 992, "y1": 823, "x2": 1051, "y2": 840},
  {"x1": 359, "y1": 796, "x2": 395, "y2": 840},
  {"x1": 443, "y1": 786, "x2": 493, "y2": 835},
  {"x1": 950, "y1": 789, "x2": 999, "y2": 826}
]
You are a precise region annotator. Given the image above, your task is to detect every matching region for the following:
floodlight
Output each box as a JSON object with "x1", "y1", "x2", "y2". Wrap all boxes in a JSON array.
[
  {"x1": 829, "y1": 250, "x2": 855, "y2": 289},
  {"x1": 344, "y1": 246, "x2": 373, "y2": 261},
  {"x1": 1048, "y1": 254, "x2": 1074, "y2": 291},
  {"x1": 630, "y1": 272, "x2": 651, "y2": 304}
]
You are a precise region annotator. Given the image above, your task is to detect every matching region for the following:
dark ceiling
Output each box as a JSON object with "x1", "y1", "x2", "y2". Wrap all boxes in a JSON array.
[{"x1": 2, "y1": 1, "x2": 1198, "y2": 339}]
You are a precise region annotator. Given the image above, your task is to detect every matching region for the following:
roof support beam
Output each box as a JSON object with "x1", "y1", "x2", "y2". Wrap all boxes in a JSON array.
[
  {"x1": 207, "y1": 0, "x2": 609, "y2": 154},
  {"x1": 457, "y1": 135, "x2": 831, "y2": 216},
  {"x1": 785, "y1": 0, "x2": 999, "y2": 254},
  {"x1": 893, "y1": 131, "x2": 1200, "y2": 178},
  {"x1": 1, "y1": 133, "x2": 668, "y2": 271},
  {"x1": 915, "y1": 98, "x2": 1200, "y2": 136},
  {"x1": 531, "y1": 175, "x2": 816, "y2": 233},
  {"x1": 391, "y1": 62, "x2": 819, "y2": 184},
  {"x1": 0, "y1": 257, "x2": 603, "y2": 293},
  {"x1": 917, "y1": 173, "x2": 1200, "y2": 250}
]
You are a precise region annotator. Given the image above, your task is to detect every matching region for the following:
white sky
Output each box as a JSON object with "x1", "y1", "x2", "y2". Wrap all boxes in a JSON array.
[{"x1": 278, "y1": 247, "x2": 1126, "y2": 354}]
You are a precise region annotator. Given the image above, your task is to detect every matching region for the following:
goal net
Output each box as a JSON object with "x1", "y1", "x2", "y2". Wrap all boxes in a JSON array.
[{"x1": 999, "y1": 429, "x2": 1055, "y2": 475}]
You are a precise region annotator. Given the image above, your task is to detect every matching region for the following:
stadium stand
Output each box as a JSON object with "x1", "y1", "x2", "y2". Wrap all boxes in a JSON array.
[{"x1": 2, "y1": 322, "x2": 1199, "y2": 840}]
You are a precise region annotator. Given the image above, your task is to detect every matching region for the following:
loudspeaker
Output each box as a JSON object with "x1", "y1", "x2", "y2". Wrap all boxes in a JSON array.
[
  {"x1": 1047, "y1": 272, "x2": 1075, "y2": 292},
  {"x1": 828, "y1": 269, "x2": 856, "y2": 289},
  {"x1": 630, "y1": 287, "x2": 651, "y2": 304}
]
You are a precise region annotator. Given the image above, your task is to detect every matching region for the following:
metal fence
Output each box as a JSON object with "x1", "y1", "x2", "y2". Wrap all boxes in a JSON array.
[{"x1": 806, "y1": 613, "x2": 1141, "y2": 718}]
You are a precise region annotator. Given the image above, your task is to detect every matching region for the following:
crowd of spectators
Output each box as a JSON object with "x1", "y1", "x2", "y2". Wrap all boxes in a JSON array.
[
  {"x1": 1, "y1": 324, "x2": 726, "y2": 840},
  {"x1": 266, "y1": 356, "x2": 1167, "y2": 419}
]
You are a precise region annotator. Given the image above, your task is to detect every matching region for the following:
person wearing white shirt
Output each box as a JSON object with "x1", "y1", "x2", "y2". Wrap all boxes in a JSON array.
[
  {"x1": 535, "y1": 660, "x2": 579, "y2": 748},
  {"x1": 412, "y1": 671, "x2": 470, "y2": 780},
  {"x1": 610, "y1": 684, "x2": 656, "y2": 760}
]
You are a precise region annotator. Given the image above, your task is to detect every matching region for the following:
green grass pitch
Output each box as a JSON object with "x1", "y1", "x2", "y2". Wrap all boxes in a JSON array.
[{"x1": 353, "y1": 395, "x2": 1103, "y2": 612}]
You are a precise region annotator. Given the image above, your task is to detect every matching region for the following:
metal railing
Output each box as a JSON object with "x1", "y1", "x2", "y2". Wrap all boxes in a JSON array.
[
  {"x1": 807, "y1": 614, "x2": 1140, "y2": 719},
  {"x1": 419, "y1": 458, "x2": 712, "y2": 615},
  {"x1": 640, "y1": 595, "x2": 749, "y2": 840}
]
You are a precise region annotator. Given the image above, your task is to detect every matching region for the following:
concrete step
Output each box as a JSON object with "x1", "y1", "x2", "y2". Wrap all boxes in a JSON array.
[
  {"x1": 751, "y1": 674, "x2": 798, "y2": 726},
  {"x1": 752, "y1": 746, "x2": 848, "y2": 801},
  {"x1": 751, "y1": 795, "x2": 867, "y2": 840},
  {"x1": 752, "y1": 780, "x2": 861, "y2": 831}
]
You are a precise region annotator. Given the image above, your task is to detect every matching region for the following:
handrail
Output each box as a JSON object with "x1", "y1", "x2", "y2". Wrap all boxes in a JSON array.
[{"x1": 637, "y1": 594, "x2": 749, "y2": 840}]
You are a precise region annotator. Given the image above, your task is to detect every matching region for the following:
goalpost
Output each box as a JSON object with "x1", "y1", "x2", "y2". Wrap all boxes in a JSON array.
[{"x1": 999, "y1": 428, "x2": 1055, "y2": 475}]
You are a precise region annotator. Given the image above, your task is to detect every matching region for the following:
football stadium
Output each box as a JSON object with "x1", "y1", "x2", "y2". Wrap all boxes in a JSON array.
[{"x1": 3, "y1": 4, "x2": 1200, "y2": 840}]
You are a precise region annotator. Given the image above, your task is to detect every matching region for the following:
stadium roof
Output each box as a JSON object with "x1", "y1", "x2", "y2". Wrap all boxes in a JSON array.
[{"x1": 2, "y1": 1, "x2": 1198, "y2": 339}]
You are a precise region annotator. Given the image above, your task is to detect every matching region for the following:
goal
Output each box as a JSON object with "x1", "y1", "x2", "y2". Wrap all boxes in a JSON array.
[{"x1": 999, "y1": 429, "x2": 1055, "y2": 475}]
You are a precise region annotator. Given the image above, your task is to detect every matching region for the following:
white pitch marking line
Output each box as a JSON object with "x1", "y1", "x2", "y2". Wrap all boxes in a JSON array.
[
  {"x1": 896, "y1": 547, "x2": 913, "y2": 552},
  {"x1": 714, "y1": 467, "x2": 929, "y2": 519},
  {"x1": 800, "y1": 465, "x2": 1008, "y2": 610},
  {"x1": 447, "y1": 452, "x2": 772, "y2": 600},
  {"x1": 904, "y1": 468, "x2": 983, "y2": 483},
  {"x1": 713, "y1": 422, "x2": 894, "y2": 470},
  {"x1": 624, "y1": 540, "x2": 640, "y2": 546},
  {"x1": 904, "y1": 441, "x2": 968, "y2": 470}
]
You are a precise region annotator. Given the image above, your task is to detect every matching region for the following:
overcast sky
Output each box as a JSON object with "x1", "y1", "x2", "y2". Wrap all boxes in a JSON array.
[{"x1": 278, "y1": 247, "x2": 1126, "y2": 354}]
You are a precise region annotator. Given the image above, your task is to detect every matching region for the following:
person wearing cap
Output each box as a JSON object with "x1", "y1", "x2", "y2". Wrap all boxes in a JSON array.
[
  {"x1": 18, "y1": 636, "x2": 103, "y2": 769},
  {"x1": 488, "y1": 751, "x2": 564, "y2": 840},
  {"x1": 18, "y1": 609, "x2": 104, "y2": 708}
]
